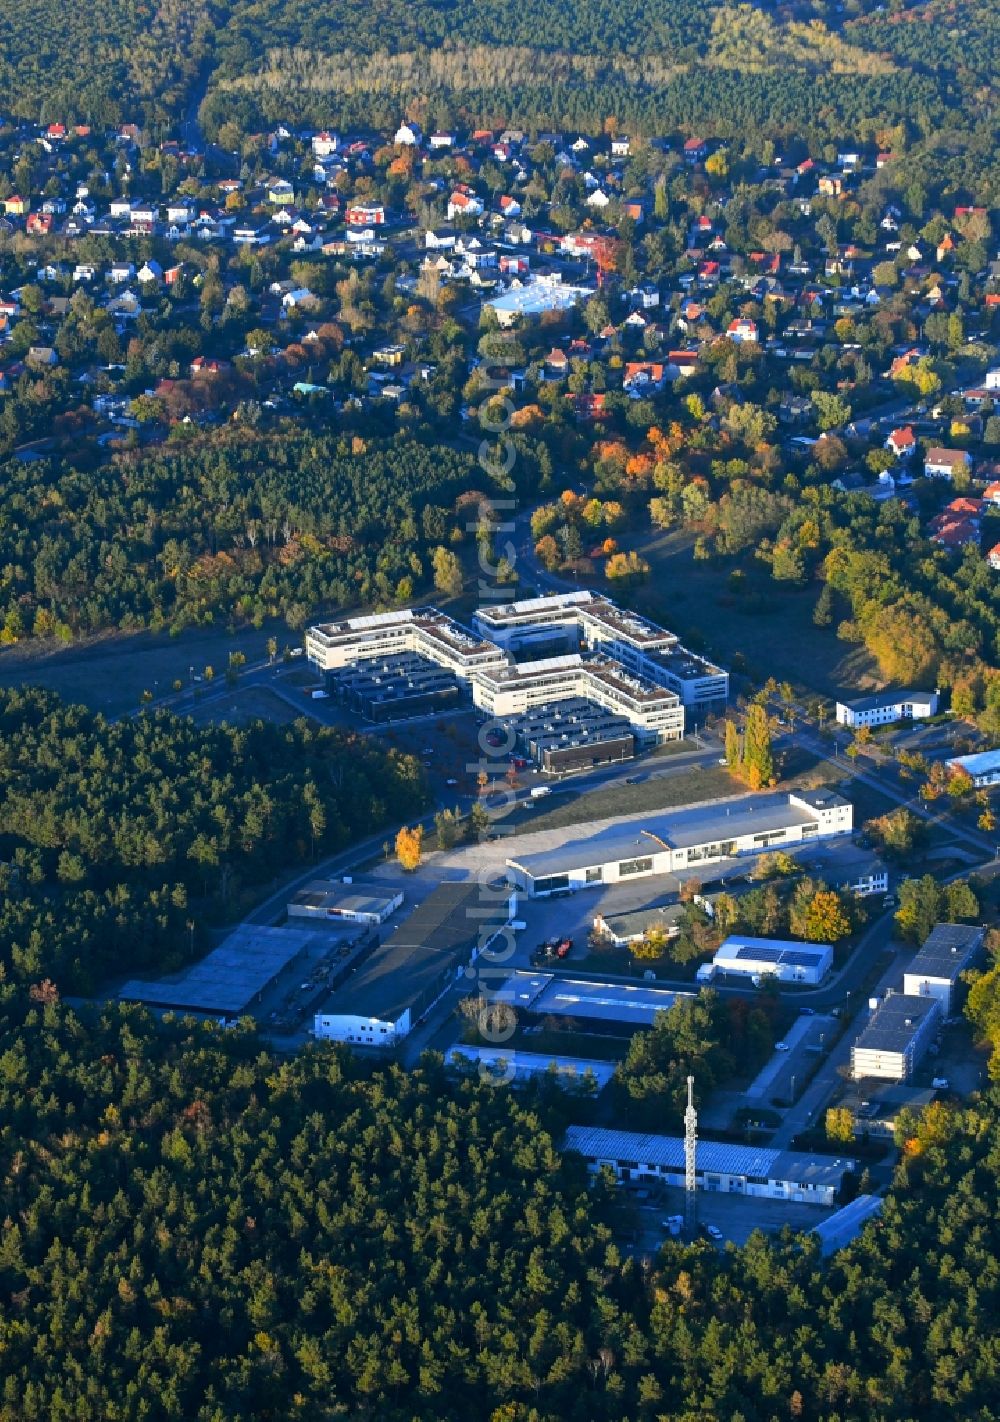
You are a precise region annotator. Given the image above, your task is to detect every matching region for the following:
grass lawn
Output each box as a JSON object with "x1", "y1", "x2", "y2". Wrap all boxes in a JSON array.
[
  {"x1": 617, "y1": 526, "x2": 881, "y2": 699},
  {"x1": 0, "y1": 622, "x2": 294, "y2": 717},
  {"x1": 505, "y1": 764, "x2": 736, "y2": 834}
]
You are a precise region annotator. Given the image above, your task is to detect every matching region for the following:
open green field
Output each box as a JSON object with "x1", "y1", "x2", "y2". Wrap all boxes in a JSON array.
[
  {"x1": 0, "y1": 623, "x2": 298, "y2": 717},
  {"x1": 503, "y1": 763, "x2": 736, "y2": 834},
  {"x1": 624, "y1": 527, "x2": 881, "y2": 699}
]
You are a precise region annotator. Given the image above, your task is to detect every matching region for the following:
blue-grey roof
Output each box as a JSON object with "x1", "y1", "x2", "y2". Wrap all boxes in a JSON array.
[
  {"x1": 811, "y1": 1194, "x2": 883, "y2": 1256},
  {"x1": 947, "y1": 748, "x2": 1000, "y2": 776},
  {"x1": 492, "y1": 969, "x2": 690, "y2": 1025},
  {"x1": 506, "y1": 792, "x2": 823, "y2": 880},
  {"x1": 564, "y1": 1125, "x2": 854, "y2": 1190}
]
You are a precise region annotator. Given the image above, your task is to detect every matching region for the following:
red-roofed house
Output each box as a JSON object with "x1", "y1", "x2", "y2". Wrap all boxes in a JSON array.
[
  {"x1": 886, "y1": 426, "x2": 916, "y2": 459},
  {"x1": 988, "y1": 543, "x2": 1000, "y2": 571},
  {"x1": 983, "y1": 481, "x2": 1000, "y2": 506},
  {"x1": 727, "y1": 317, "x2": 758, "y2": 344}
]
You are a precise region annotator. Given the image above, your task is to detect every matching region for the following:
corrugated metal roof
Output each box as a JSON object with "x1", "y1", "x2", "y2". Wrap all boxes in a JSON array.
[{"x1": 563, "y1": 1125, "x2": 853, "y2": 1187}]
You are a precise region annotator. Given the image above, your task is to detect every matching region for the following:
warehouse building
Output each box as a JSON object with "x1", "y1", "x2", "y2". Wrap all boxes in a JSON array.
[
  {"x1": 505, "y1": 789, "x2": 853, "y2": 897},
  {"x1": 945, "y1": 748, "x2": 1000, "y2": 788},
  {"x1": 902, "y1": 921, "x2": 985, "y2": 1013},
  {"x1": 835, "y1": 689, "x2": 938, "y2": 729},
  {"x1": 851, "y1": 992, "x2": 941, "y2": 1082},
  {"x1": 314, "y1": 882, "x2": 515, "y2": 1046},
  {"x1": 842, "y1": 1083, "x2": 937, "y2": 1140},
  {"x1": 811, "y1": 1195, "x2": 883, "y2": 1256},
  {"x1": 592, "y1": 898, "x2": 691, "y2": 946},
  {"x1": 706, "y1": 934, "x2": 834, "y2": 986},
  {"x1": 447, "y1": 1046, "x2": 617, "y2": 1090},
  {"x1": 288, "y1": 881, "x2": 404, "y2": 925},
  {"x1": 119, "y1": 924, "x2": 323, "y2": 1017},
  {"x1": 563, "y1": 1125, "x2": 853, "y2": 1206},
  {"x1": 492, "y1": 969, "x2": 690, "y2": 1033}
]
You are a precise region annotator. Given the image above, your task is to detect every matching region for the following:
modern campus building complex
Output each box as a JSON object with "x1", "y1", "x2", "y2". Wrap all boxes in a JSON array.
[
  {"x1": 469, "y1": 652, "x2": 684, "y2": 745},
  {"x1": 472, "y1": 592, "x2": 729, "y2": 722},
  {"x1": 306, "y1": 592, "x2": 728, "y2": 754},
  {"x1": 505, "y1": 789, "x2": 853, "y2": 897},
  {"x1": 306, "y1": 607, "x2": 507, "y2": 682},
  {"x1": 564, "y1": 1126, "x2": 853, "y2": 1206}
]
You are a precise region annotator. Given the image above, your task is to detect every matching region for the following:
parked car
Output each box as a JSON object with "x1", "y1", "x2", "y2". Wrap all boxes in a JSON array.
[
  {"x1": 798, "y1": 1007, "x2": 815, "y2": 1016},
  {"x1": 775, "y1": 1041, "x2": 790, "y2": 1052},
  {"x1": 932, "y1": 1077, "x2": 950, "y2": 1090},
  {"x1": 700, "y1": 1222, "x2": 723, "y2": 1242}
]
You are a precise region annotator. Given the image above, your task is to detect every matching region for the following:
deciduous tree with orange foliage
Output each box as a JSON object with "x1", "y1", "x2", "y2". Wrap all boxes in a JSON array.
[{"x1": 395, "y1": 824, "x2": 423, "y2": 871}]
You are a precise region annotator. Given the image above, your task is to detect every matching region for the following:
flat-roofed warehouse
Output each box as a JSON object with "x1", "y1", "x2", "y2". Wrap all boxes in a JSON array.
[
  {"x1": 288, "y1": 880, "x2": 404, "y2": 925},
  {"x1": 903, "y1": 921, "x2": 985, "y2": 1013},
  {"x1": 851, "y1": 992, "x2": 941, "y2": 1082},
  {"x1": 119, "y1": 924, "x2": 325, "y2": 1016},
  {"x1": 505, "y1": 789, "x2": 853, "y2": 897},
  {"x1": 564, "y1": 1125, "x2": 854, "y2": 1206},
  {"x1": 314, "y1": 881, "x2": 514, "y2": 1046},
  {"x1": 492, "y1": 968, "x2": 691, "y2": 1033},
  {"x1": 709, "y1": 934, "x2": 834, "y2": 985}
]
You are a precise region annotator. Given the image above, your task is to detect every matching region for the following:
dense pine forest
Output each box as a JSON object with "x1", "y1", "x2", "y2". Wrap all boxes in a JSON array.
[
  {"x1": 0, "y1": 992, "x2": 997, "y2": 1421},
  {"x1": 0, "y1": 0, "x2": 997, "y2": 179},
  {"x1": 0, "y1": 688, "x2": 426, "y2": 988},
  {"x1": 0, "y1": 435, "x2": 486, "y2": 641}
]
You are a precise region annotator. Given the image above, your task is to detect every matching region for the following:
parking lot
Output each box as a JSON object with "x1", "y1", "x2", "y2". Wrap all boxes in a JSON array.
[
  {"x1": 745, "y1": 1013, "x2": 838, "y2": 1105},
  {"x1": 622, "y1": 1182, "x2": 838, "y2": 1251},
  {"x1": 503, "y1": 880, "x2": 695, "y2": 974}
]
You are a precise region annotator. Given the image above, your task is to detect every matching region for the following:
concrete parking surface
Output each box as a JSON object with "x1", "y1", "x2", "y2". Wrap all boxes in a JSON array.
[{"x1": 624, "y1": 1183, "x2": 838, "y2": 1251}]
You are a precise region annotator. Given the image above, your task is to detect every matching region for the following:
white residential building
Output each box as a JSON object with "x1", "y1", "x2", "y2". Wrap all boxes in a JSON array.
[{"x1": 835, "y1": 689, "x2": 938, "y2": 728}]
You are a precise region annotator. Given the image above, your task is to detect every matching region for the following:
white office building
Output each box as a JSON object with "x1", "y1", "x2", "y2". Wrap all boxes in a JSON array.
[
  {"x1": 305, "y1": 607, "x2": 507, "y2": 682},
  {"x1": 564, "y1": 1126, "x2": 853, "y2": 1207},
  {"x1": 851, "y1": 993, "x2": 941, "y2": 1082},
  {"x1": 470, "y1": 652, "x2": 684, "y2": 745},
  {"x1": 835, "y1": 689, "x2": 938, "y2": 729},
  {"x1": 473, "y1": 592, "x2": 728, "y2": 722},
  {"x1": 506, "y1": 788, "x2": 853, "y2": 897},
  {"x1": 902, "y1": 921, "x2": 984, "y2": 1013},
  {"x1": 709, "y1": 934, "x2": 834, "y2": 985}
]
